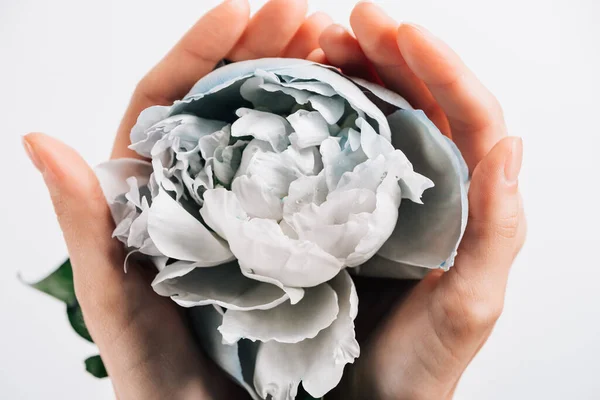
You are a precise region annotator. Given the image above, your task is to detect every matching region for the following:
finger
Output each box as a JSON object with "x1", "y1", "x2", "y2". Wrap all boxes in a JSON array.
[
  {"x1": 112, "y1": 0, "x2": 251, "y2": 159},
  {"x1": 282, "y1": 12, "x2": 332, "y2": 59},
  {"x1": 306, "y1": 48, "x2": 328, "y2": 64},
  {"x1": 349, "y1": 3, "x2": 450, "y2": 136},
  {"x1": 397, "y1": 23, "x2": 507, "y2": 170},
  {"x1": 443, "y1": 136, "x2": 524, "y2": 310},
  {"x1": 23, "y1": 133, "x2": 242, "y2": 399},
  {"x1": 319, "y1": 24, "x2": 379, "y2": 82},
  {"x1": 227, "y1": 0, "x2": 308, "y2": 61}
]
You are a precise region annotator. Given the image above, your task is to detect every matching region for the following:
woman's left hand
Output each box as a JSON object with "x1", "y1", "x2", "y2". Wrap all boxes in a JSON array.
[{"x1": 317, "y1": 3, "x2": 527, "y2": 399}]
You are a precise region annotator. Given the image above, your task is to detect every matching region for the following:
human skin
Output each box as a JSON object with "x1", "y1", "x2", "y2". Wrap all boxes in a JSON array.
[{"x1": 22, "y1": 0, "x2": 526, "y2": 399}]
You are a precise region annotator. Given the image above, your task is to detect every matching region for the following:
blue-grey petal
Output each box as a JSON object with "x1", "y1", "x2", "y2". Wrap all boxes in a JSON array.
[
  {"x1": 375, "y1": 109, "x2": 469, "y2": 272},
  {"x1": 350, "y1": 76, "x2": 413, "y2": 112},
  {"x1": 188, "y1": 305, "x2": 261, "y2": 400}
]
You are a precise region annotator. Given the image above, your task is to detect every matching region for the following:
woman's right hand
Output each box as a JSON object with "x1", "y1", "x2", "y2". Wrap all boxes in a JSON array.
[{"x1": 23, "y1": 1, "x2": 332, "y2": 398}]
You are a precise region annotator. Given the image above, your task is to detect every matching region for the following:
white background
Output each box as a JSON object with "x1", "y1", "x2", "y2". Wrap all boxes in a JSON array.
[{"x1": 1, "y1": 0, "x2": 599, "y2": 398}]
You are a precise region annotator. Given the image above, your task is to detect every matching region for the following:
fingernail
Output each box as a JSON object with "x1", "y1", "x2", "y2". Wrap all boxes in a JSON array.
[
  {"x1": 504, "y1": 137, "x2": 523, "y2": 185},
  {"x1": 22, "y1": 135, "x2": 45, "y2": 174}
]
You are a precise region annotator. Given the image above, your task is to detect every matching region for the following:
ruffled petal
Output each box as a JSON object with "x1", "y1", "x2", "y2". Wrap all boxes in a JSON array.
[
  {"x1": 147, "y1": 189, "x2": 233, "y2": 265},
  {"x1": 231, "y1": 108, "x2": 291, "y2": 152},
  {"x1": 201, "y1": 188, "x2": 344, "y2": 288},
  {"x1": 283, "y1": 172, "x2": 328, "y2": 216},
  {"x1": 376, "y1": 109, "x2": 469, "y2": 271},
  {"x1": 356, "y1": 117, "x2": 394, "y2": 159},
  {"x1": 253, "y1": 270, "x2": 359, "y2": 400},
  {"x1": 95, "y1": 159, "x2": 153, "y2": 203},
  {"x1": 320, "y1": 137, "x2": 368, "y2": 190},
  {"x1": 274, "y1": 63, "x2": 392, "y2": 141},
  {"x1": 287, "y1": 110, "x2": 330, "y2": 149},
  {"x1": 152, "y1": 260, "x2": 294, "y2": 311},
  {"x1": 218, "y1": 283, "x2": 339, "y2": 345},
  {"x1": 240, "y1": 74, "x2": 297, "y2": 114},
  {"x1": 232, "y1": 175, "x2": 283, "y2": 220},
  {"x1": 345, "y1": 167, "x2": 402, "y2": 267},
  {"x1": 307, "y1": 95, "x2": 345, "y2": 125},
  {"x1": 129, "y1": 105, "x2": 171, "y2": 152},
  {"x1": 234, "y1": 139, "x2": 312, "y2": 199}
]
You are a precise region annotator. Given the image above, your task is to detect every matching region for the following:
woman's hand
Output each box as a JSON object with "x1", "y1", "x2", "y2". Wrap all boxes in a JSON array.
[
  {"x1": 22, "y1": 1, "x2": 331, "y2": 399},
  {"x1": 317, "y1": 3, "x2": 526, "y2": 399}
]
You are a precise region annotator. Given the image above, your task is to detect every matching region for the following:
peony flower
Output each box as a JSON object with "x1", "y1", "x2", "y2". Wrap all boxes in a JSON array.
[{"x1": 96, "y1": 58, "x2": 469, "y2": 400}]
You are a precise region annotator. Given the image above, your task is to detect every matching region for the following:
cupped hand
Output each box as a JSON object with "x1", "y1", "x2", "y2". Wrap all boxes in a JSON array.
[
  {"x1": 22, "y1": 1, "x2": 331, "y2": 399},
  {"x1": 317, "y1": 3, "x2": 526, "y2": 400}
]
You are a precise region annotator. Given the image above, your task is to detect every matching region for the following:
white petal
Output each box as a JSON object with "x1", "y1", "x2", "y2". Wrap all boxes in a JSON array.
[
  {"x1": 202, "y1": 189, "x2": 344, "y2": 288},
  {"x1": 283, "y1": 172, "x2": 328, "y2": 216},
  {"x1": 241, "y1": 74, "x2": 298, "y2": 114},
  {"x1": 253, "y1": 270, "x2": 359, "y2": 400},
  {"x1": 308, "y1": 95, "x2": 345, "y2": 125},
  {"x1": 213, "y1": 139, "x2": 247, "y2": 186},
  {"x1": 126, "y1": 206, "x2": 160, "y2": 256},
  {"x1": 287, "y1": 110, "x2": 330, "y2": 149},
  {"x1": 231, "y1": 108, "x2": 291, "y2": 152},
  {"x1": 320, "y1": 137, "x2": 368, "y2": 190},
  {"x1": 377, "y1": 110, "x2": 469, "y2": 270},
  {"x1": 240, "y1": 268, "x2": 305, "y2": 305},
  {"x1": 232, "y1": 175, "x2": 283, "y2": 220},
  {"x1": 200, "y1": 186, "x2": 248, "y2": 240},
  {"x1": 234, "y1": 139, "x2": 303, "y2": 199},
  {"x1": 198, "y1": 125, "x2": 230, "y2": 160},
  {"x1": 235, "y1": 218, "x2": 344, "y2": 287},
  {"x1": 129, "y1": 105, "x2": 171, "y2": 154},
  {"x1": 260, "y1": 81, "x2": 312, "y2": 104},
  {"x1": 164, "y1": 114, "x2": 227, "y2": 143},
  {"x1": 286, "y1": 189, "x2": 376, "y2": 259},
  {"x1": 288, "y1": 81, "x2": 338, "y2": 96},
  {"x1": 153, "y1": 261, "x2": 293, "y2": 311},
  {"x1": 356, "y1": 117, "x2": 394, "y2": 159},
  {"x1": 347, "y1": 128, "x2": 361, "y2": 151},
  {"x1": 282, "y1": 146, "x2": 323, "y2": 176},
  {"x1": 320, "y1": 188, "x2": 377, "y2": 223},
  {"x1": 218, "y1": 283, "x2": 339, "y2": 345},
  {"x1": 345, "y1": 170, "x2": 402, "y2": 267},
  {"x1": 399, "y1": 170, "x2": 435, "y2": 204},
  {"x1": 335, "y1": 155, "x2": 386, "y2": 193},
  {"x1": 147, "y1": 189, "x2": 233, "y2": 264}
]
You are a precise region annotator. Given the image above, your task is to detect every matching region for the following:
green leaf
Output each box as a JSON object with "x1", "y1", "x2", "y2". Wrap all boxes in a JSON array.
[
  {"x1": 28, "y1": 259, "x2": 76, "y2": 306},
  {"x1": 85, "y1": 355, "x2": 108, "y2": 378},
  {"x1": 67, "y1": 303, "x2": 93, "y2": 343}
]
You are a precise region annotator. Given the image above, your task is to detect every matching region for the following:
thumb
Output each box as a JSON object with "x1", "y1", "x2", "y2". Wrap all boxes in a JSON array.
[
  {"x1": 454, "y1": 136, "x2": 525, "y2": 287},
  {"x1": 435, "y1": 136, "x2": 525, "y2": 340}
]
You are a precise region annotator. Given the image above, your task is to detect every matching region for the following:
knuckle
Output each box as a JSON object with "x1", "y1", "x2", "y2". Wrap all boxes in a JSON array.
[
  {"x1": 436, "y1": 280, "x2": 503, "y2": 339},
  {"x1": 494, "y1": 209, "x2": 521, "y2": 240},
  {"x1": 462, "y1": 298, "x2": 503, "y2": 331},
  {"x1": 444, "y1": 297, "x2": 502, "y2": 338}
]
